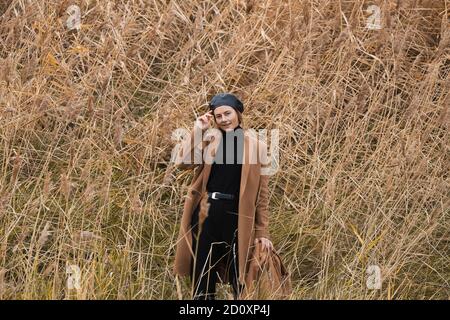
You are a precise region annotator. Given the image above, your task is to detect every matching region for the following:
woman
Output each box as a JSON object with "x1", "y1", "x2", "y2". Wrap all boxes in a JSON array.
[{"x1": 172, "y1": 93, "x2": 273, "y2": 300}]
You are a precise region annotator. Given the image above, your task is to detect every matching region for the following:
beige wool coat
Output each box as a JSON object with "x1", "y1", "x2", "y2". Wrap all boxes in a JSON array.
[{"x1": 172, "y1": 124, "x2": 271, "y2": 286}]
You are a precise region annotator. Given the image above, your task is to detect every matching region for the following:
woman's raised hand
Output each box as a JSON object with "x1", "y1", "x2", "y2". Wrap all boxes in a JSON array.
[{"x1": 194, "y1": 110, "x2": 214, "y2": 130}]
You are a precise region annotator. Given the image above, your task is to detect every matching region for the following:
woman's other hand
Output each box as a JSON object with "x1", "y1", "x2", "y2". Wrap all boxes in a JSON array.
[
  {"x1": 255, "y1": 237, "x2": 274, "y2": 252},
  {"x1": 195, "y1": 110, "x2": 214, "y2": 130}
]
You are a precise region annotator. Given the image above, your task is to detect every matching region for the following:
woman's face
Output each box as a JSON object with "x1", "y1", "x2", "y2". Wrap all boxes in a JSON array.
[{"x1": 213, "y1": 106, "x2": 239, "y2": 131}]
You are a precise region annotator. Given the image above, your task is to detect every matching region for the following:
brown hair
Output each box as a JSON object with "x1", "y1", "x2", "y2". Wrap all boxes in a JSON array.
[{"x1": 237, "y1": 111, "x2": 244, "y2": 127}]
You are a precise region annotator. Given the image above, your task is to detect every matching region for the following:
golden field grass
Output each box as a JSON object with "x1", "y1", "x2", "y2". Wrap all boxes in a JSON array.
[{"x1": 0, "y1": 0, "x2": 448, "y2": 299}]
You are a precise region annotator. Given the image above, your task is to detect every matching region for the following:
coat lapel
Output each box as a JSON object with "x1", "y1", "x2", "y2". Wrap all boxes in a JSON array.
[{"x1": 239, "y1": 133, "x2": 251, "y2": 199}]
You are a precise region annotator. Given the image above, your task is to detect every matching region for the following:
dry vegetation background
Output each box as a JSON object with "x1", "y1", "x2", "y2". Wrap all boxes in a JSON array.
[{"x1": 0, "y1": 0, "x2": 448, "y2": 299}]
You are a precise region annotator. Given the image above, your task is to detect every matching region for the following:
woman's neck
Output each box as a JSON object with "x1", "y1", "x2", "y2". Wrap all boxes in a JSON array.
[{"x1": 219, "y1": 124, "x2": 242, "y2": 134}]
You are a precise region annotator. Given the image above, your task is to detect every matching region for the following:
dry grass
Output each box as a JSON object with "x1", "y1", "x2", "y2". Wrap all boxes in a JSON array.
[{"x1": 0, "y1": 0, "x2": 448, "y2": 299}]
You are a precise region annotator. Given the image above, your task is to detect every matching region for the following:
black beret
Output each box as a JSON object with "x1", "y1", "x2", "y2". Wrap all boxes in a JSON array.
[{"x1": 208, "y1": 93, "x2": 244, "y2": 113}]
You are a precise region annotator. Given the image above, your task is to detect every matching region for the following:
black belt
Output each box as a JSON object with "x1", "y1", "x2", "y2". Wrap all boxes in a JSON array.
[{"x1": 207, "y1": 192, "x2": 236, "y2": 200}]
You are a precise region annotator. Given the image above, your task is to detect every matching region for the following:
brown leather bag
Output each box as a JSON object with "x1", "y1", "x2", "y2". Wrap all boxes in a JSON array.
[{"x1": 240, "y1": 240, "x2": 292, "y2": 300}]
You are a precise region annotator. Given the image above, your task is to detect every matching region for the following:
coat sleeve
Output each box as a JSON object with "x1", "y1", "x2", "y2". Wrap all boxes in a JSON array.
[
  {"x1": 173, "y1": 125, "x2": 206, "y2": 171},
  {"x1": 254, "y1": 140, "x2": 271, "y2": 240}
]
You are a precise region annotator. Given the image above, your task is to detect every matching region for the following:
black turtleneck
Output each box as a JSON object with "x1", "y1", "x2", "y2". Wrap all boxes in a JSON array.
[{"x1": 206, "y1": 125, "x2": 244, "y2": 198}]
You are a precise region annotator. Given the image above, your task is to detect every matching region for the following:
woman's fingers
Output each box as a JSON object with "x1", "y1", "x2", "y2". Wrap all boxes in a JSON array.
[
  {"x1": 200, "y1": 112, "x2": 213, "y2": 124},
  {"x1": 255, "y1": 237, "x2": 274, "y2": 251},
  {"x1": 196, "y1": 112, "x2": 213, "y2": 129},
  {"x1": 263, "y1": 239, "x2": 273, "y2": 251},
  {"x1": 262, "y1": 239, "x2": 269, "y2": 251}
]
